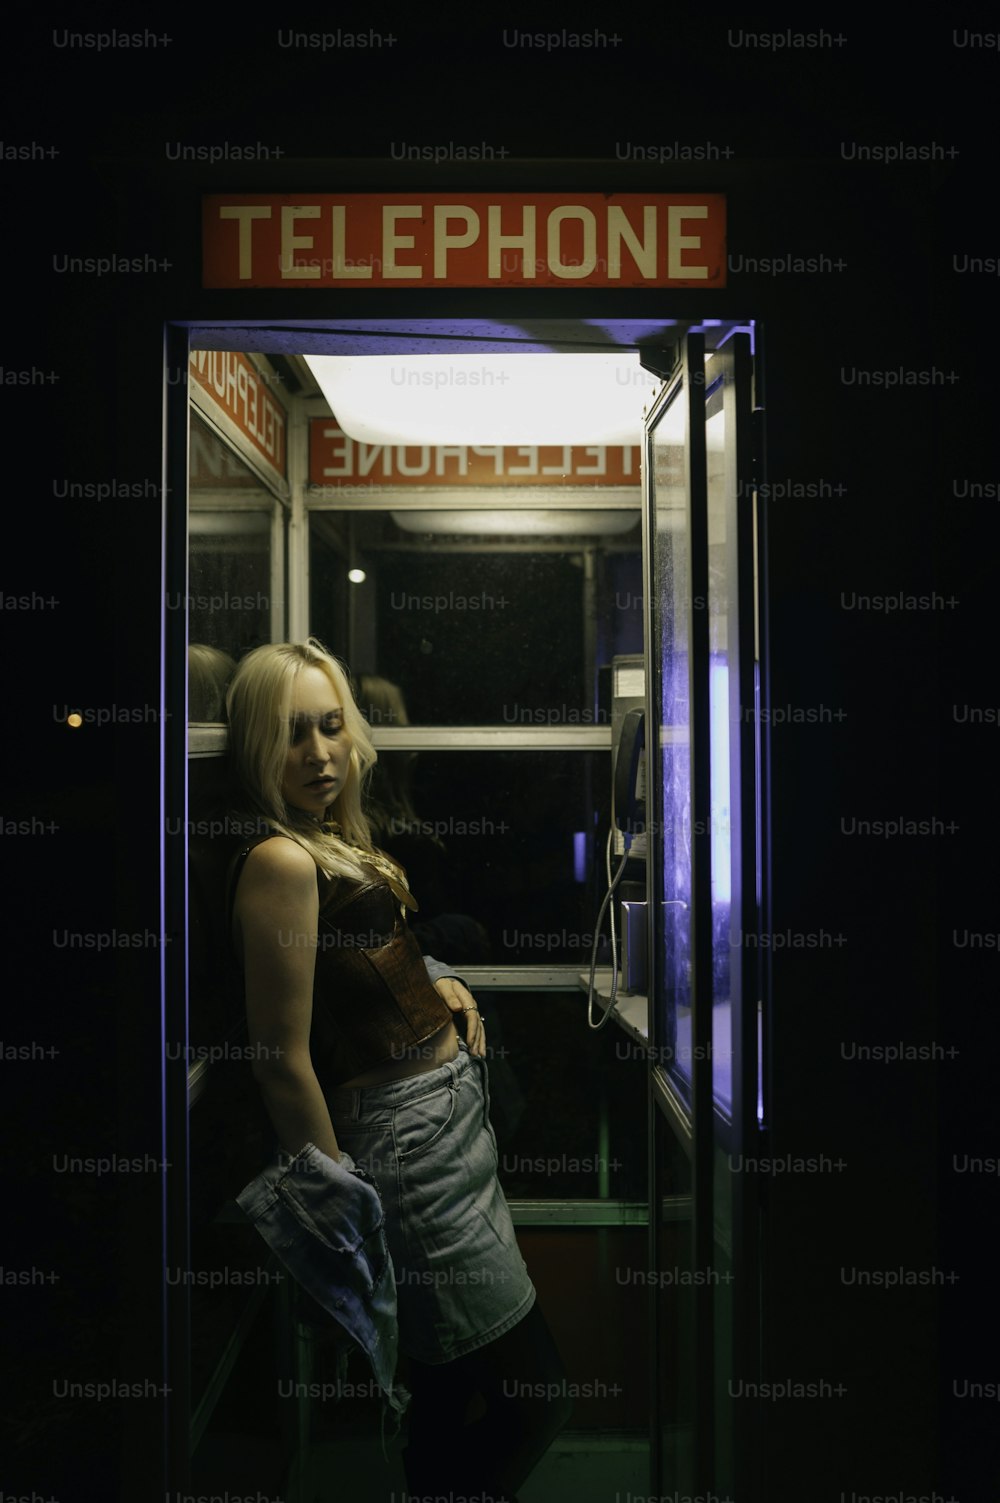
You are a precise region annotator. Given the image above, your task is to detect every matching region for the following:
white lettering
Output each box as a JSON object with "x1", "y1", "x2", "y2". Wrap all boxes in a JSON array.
[
  {"x1": 280, "y1": 204, "x2": 320, "y2": 279},
  {"x1": 433, "y1": 205, "x2": 479, "y2": 278},
  {"x1": 331, "y1": 205, "x2": 372, "y2": 278},
  {"x1": 488, "y1": 204, "x2": 536, "y2": 279},
  {"x1": 540, "y1": 446, "x2": 570, "y2": 475},
  {"x1": 547, "y1": 205, "x2": 597, "y2": 279},
  {"x1": 607, "y1": 204, "x2": 657, "y2": 279},
  {"x1": 471, "y1": 445, "x2": 505, "y2": 476},
  {"x1": 382, "y1": 204, "x2": 423, "y2": 279},
  {"x1": 577, "y1": 446, "x2": 607, "y2": 476},
  {"x1": 395, "y1": 445, "x2": 431, "y2": 475},
  {"x1": 667, "y1": 204, "x2": 709, "y2": 280},
  {"x1": 236, "y1": 361, "x2": 249, "y2": 419},
  {"x1": 435, "y1": 446, "x2": 468, "y2": 476},
  {"x1": 321, "y1": 425, "x2": 353, "y2": 476},
  {"x1": 218, "y1": 204, "x2": 272, "y2": 280},
  {"x1": 507, "y1": 446, "x2": 539, "y2": 475},
  {"x1": 358, "y1": 443, "x2": 388, "y2": 477}
]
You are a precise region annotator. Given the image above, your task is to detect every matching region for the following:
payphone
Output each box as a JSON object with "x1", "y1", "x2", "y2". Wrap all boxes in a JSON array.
[{"x1": 586, "y1": 655, "x2": 647, "y2": 1027}]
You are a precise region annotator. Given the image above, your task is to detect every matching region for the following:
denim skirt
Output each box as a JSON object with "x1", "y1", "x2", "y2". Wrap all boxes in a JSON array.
[{"x1": 326, "y1": 1041, "x2": 536, "y2": 1365}]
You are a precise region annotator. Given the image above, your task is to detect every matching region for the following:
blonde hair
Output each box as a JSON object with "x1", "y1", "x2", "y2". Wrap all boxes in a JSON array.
[
  {"x1": 357, "y1": 674, "x2": 410, "y2": 730},
  {"x1": 225, "y1": 638, "x2": 377, "y2": 883},
  {"x1": 188, "y1": 643, "x2": 236, "y2": 722}
]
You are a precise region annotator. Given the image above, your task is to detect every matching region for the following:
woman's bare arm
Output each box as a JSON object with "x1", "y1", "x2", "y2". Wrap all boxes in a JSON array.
[{"x1": 235, "y1": 837, "x2": 342, "y2": 1162}]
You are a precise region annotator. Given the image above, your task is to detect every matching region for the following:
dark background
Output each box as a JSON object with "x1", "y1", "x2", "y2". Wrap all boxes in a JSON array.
[{"x1": 1, "y1": 17, "x2": 994, "y2": 1501}]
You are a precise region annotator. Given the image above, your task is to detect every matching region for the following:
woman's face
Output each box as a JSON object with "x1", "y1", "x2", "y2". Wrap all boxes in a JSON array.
[{"x1": 280, "y1": 665, "x2": 353, "y2": 819}]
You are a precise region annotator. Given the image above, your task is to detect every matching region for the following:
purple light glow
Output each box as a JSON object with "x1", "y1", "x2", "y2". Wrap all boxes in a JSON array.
[{"x1": 573, "y1": 830, "x2": 587, "y2": 884}]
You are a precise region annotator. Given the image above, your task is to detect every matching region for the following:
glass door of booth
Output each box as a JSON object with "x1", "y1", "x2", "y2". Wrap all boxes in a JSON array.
[
  {"x1": 163, "y1": 318, "x2": 762, "y2": 1499},
  {"x1": 643, "y1": 331, "x2": 761, "y2": 1498}
]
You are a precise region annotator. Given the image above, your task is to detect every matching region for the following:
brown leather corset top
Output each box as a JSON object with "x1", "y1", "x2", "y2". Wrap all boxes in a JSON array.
[{"x1": 230, "y1": 833, "x2": 453, "y2": 1087}]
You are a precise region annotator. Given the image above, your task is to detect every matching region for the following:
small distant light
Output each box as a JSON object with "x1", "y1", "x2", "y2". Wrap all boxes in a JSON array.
[
  {"x1": 347, "y1": 568, "x2": 366, "y2": 584},
  {"x1": 67, "y1": 713, "x2": 83, "y2": 728}
]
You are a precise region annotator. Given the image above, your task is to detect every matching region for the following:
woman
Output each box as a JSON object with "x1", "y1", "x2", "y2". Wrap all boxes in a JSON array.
[{"x1": 226, "y1": 639, "x2": 571, "y2": 1501}]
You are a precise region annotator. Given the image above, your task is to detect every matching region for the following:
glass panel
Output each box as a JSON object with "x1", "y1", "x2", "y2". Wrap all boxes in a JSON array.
[
  {"x1": 187, "y1": 412, "x2": 276, "y2": 720},
  {"x1": 183, "y1": 407, "x2": 288, "y2": 1480},
  {"x1": 647, "y1": 387, "x2": 694, "y2": 1103},
  {"x1": 357, "y1": 750, "x2": 612, "y2": 967},
  {"x1": 706, "y1": 386, "x2": 734, "y2": 1117},
  {"x1": 653, "y1": 1105, "x2": 695, "y2": 1494},
  {"x1": 308, "y1": 508, "x2": 642, "y2": 724},
  {"x1": 187, "y1": 1067, "x2": 274, "y2": 1415},
  {"x1": 479, "y1": 993, "x2": 647, "y2": 1202},
  {"x1": 706, "y1": 367, "x2": 740, "y2": 1491},
  {"x1": 712, "y1": 1139, "x2": 735, "y2": 1492}
]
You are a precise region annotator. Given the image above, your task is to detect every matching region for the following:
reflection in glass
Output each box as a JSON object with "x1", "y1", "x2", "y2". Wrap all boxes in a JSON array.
[
  {"x1": 356, "y1": 677, "x2": 493, "y2": 966},
  {"x1": 358, "y1": 750, "x2": 613, "y2": 967},
  {"x1": 654, "y1": 1107, "x2": 695, "y2": 1494},
  {"x1": 648, "y1": 390, "x2": 693, "y2": 1099},
  {"x1": 308, "y1": 509, "x2": 642, "y2": 725},
  {"x1": 188, "y1": 644, "x2": 236, "y2": 722},
  {"x1": 187, "y1": 413, "x2": 276, "y2": 718},
  {"x1": 477, "y1": 992, "x2": 648, "y2": 1203},
  {"x1": 653, "y1": 393, "x2": 737, "y2": 1111},
  {"x1": 707, "y1": 400, "x2": 734, "y2": 1117}
]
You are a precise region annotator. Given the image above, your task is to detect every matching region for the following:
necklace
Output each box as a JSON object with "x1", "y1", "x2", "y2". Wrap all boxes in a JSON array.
[{"x1": 320, "y1": 820, "x2": 418, "y2": 911}]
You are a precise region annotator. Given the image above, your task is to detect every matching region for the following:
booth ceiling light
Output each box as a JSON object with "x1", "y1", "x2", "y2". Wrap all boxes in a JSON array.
[
  {"x1": 304, "y1": 353, "x2": 663, "y2": 446},
  {"x1": 390, "y1": 509, "x2": 639, "y2": 536}
]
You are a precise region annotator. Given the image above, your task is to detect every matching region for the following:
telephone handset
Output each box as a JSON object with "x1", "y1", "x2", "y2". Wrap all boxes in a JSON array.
[
  {"x1": 613, "y1": 707, "x2": 646, "y2": 841},
  {"x1": 587, "y1": 707, "x2": 647, "y2": 1028}
]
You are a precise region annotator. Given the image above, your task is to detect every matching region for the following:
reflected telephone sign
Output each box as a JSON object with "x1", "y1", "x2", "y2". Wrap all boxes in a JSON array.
[
  {"x1": 202, "y1": 192, "x2": 726, "y2": 289},
  {"x1": 188, "y1": 351, "x2": 287, "y2": 492},
  {"x1": 309, "y1": 420, "x2": 641, "y2": 488}
]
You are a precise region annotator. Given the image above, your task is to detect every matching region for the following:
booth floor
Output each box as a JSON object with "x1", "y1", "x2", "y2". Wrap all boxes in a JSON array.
[{"x1": 294, "y1": 1430, "x2": 650, "y2": 1502}]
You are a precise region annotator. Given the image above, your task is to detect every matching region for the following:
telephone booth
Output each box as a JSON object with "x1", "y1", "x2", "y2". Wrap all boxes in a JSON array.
[{"x1": 6, "y1": 146, "x2": 960, "y2": 1502}]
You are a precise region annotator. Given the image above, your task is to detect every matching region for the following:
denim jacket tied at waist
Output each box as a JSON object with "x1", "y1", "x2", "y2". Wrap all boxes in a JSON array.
[{"x1": 236, "y1": 1142, "x2": 409, "y2": 1418}]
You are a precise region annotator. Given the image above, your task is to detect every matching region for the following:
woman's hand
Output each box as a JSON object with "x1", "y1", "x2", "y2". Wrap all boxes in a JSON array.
[{"x1": 434, "y1": 977, "x2": 486, "y2": 1058}]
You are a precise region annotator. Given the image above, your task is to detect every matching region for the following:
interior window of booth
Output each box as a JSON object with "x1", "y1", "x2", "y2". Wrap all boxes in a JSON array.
[
  {"x1": 480, "y1": 992, "x2": 648, "y2": 1203},
  {"x1": 359, "y1": 750, "x2": 612, "y2": 967},
  {"x1": 187, "y1": 1067, "x2": 274, "y2": 1412},
  {"x1": 308, "y1": 508, "x2": 643, "y2": 725},
  {"x1": 649, "y1": 393, "x2": 694, "y2": 1105},
  {"x1": 187, "y1": 412, "x2": 274, "y2": 721},
  {"x1": 654, "y1": 1105, "x2": 696, "y2": 1493},
  {"x1": 706, "y1": 395, "x2": 735, "y2": 1117}
]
